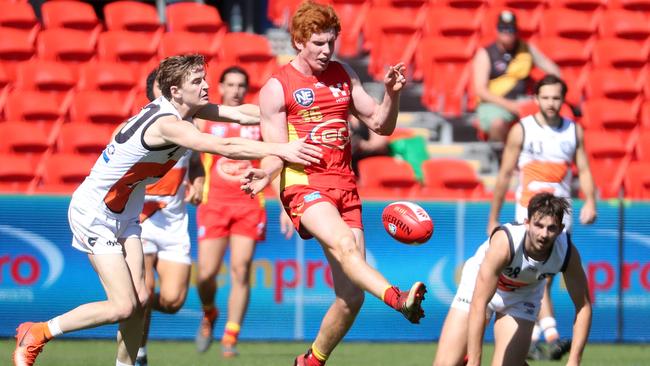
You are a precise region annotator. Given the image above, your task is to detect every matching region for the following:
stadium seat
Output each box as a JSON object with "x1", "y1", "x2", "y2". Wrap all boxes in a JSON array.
[
  {"x1": 587, "y1": 69, "x2": 644, "y2": 101},
  {"x1": 103, "y1": 1, "x2": 163, "y2": 35},
  {"x1": 541, "y1": 9, "x2": 600, "y2": 41},
  {"x1": 15, "y1": 60, "x2": 76, "y2": 92},
  {"x1": 331, "y1": 0, "x2": 371, "y2": 58},
  {"x1": 97, "y1": 31, "x2": 159, "y2": 74},
  {"x1": 159, "y1": 32, "x2": 218, "y2": 62},
  {"x1": 440, "y1": 0, "x2": 489, "y2": 8},
  {"x1": 0, "y1": 64, "x2": 9, "y2": 120},
  {"x1": 532, "y1": 37, "x2": 591, "y2": 105},
  {"x1": 492, "y1": 0, "x2": 548, "y2": 9},
  {"x1": 608, "y1": 0, "x2": 650, "y2": 10},
  {"x1": 592, "y1": 38, "x2": 649, "y2": 78},
  {"x1": 636, "y1": 129, "x2": 650, "y2": 161},
  {"x1": 419, "y1": 159, "x2": 486, "y2": 199},
  {"x1": 641, "y1": 101, "x2": 650, "y2": 130},
  {"x1": 584, "y1": 130, "x2": 631, "y2": 198},
  {"x1": 588, "y1": 159, "x2": 625, "y2": 198},
  {"x1": 78, "y1": 61, "x2": 138, "y2": 97},
  {"x1": 582, "y1": 99, "x2": 640, "y2": 142},
  {"x1": 39, "y1": 153, "x2": 95, "y2": 193},
  {"x1": 0, "y1": 153, "x2": 38, "y2": 192},
  {"x1": 0, "y1": 27, "x2": 36, "y2": 76},
  {"x1": 549, "y1": 0, "x2": 606, "y2": 11},
  {"x1": 599, "y1": 10, "x2": 650, "y2": 46},
  {"x1": 131, "y1": 91, "x2": 150, "y2": 115},
  {"x1": 373, "y1": 0, "x2": 429, "y2": 19},
  {"x1": 0, "y1": 1, "x2": 40, "y2": 40},
  {"x1": 5, "y1": 90, "x2": 70, "y2": 125},
  {"x1": 41, "y1": 0, "x2": 102, "y2": 36},
  {"x1": 220, "y1": 33, "x2": 278, "y2": 92},
  {"x1": 425, "y1": 6, "x2": 484, "y2": 39},
  {"x1": 624, "y1": 161, "x2": 650, "y2": 198},
  {"x1": 357, "y1": 156, "x2": 419, "y2": 199},
  {"x1": 58, "y1": 123, "x2": 112, "y2": 155},
  {"x1": 70, "y1": 91, "x2": 132, "y2": 125},
  {"x1": 1, "y1": 122, "x2": 51, "y2": 156},
  {"x1": 267, "y1": 0, "x2": 304, "y2": 27},
  {"x1": 363, "y1": 6, "x2": 425, "y2": 55},
  {"x1": 37, "y1": 29, "x2": 97, "y2": 64},
  {"x1": 166, "y1": 2, "x2": 226, "y2": 42}
]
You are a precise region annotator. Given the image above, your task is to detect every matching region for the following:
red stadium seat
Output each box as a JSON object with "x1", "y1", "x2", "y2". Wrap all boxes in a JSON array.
[
  {"x1": 37, "y1": 29, "x2": 97, "y2": 64},
  {"x1": 549, "y1": 0, "x2": 606, "y2": 11},
  {"x1": 15, "y1": 60, "x2": 76, "y2": 92},
  {"x1": 636, "y1": 129, "x2": 650, "y2": 161},
  {"x1": 624, "y1": 161, "x2": 650, "y2": 198},
  {"x1": 331, "y1": 0, "x2": 371, "y2": 58},
  {"x1": 5, "y1": 90, "x2": 70, "y2": 125},
  {"x1": 582, "y1": 99, "x2": 640, "y2": 142},
  {"x1": 58, "y1": 123, "x2": 112, "y2": 155},
  {"x1": 41, "y1": 0, "x2": 102, "y2": 35},
  {"x1": 1, "y1": 122, "x2": 51, "y2": 156},
  {"x1": 492, "y1": 0, "x2": 548, "y2": 9},
  {"x1": 97, "y1": 31, "x2": 159, "y2": 73},
  {"x1": 159, "y1": 32, "x2": 218, "y2": 62},
  {"x1": 608, "y1": 0, "x2": 650, "y2": 10},
  {"x1": 440, "y1": 0, "x2": 489, "y2": 8},
  {"x1": 39, "y1": 153, "x2": 95, "y2": 193},
  {"x1": 131, "y1": 91, "x2": 150, "y2": 115},
  {"x1": 419, "y1": 159, "x2": 486, "y2": 199},
  {"x1": 0, "y1": 27, "x2": 36, "y2": 76},
  {"x1": 592, "y1": 38, "x2": 649, "y2": 77},
  {"x1": 267, "y1": 0, "x2": 305, "y2": 27},
  {"x1": 0, "y1": 1, "x2": 40, "y2": 39},
  {"x1": 357, "y1": 156, "x2": 419, "y2": 199},
  {"x1": 541, "y1": 9, "x2": 600, "y2": 41},
  {"x1": 70, "y1": 91, "x2": 132, "y2": 125},
  {"x1": 166, "y1": 2, "x2": 226, "y2": 40},
  {"x1": 220, "y1": 33, "x2": 278, "y2": 92},
  {"x1": 600, "y1": 10, "x2": 650, "y2": 45},
  {"x1": 641, "y1": 101, "x2": 650, "y2": 130},
  {"x1": 587, "y1": 69, "x2": 644, "y2": 101},
  {"x1": 0, "y1": 153, "x2": 38, "y2": 192},
  {"x1": 78, "y1": 61, "x2": 138, "y2": 97},
  {"x1": 425, "y1": 6, "x2": 484, "y2": 39},
  {"x1": 363, "y1": 6, "x2": 425, "y2": 55},
  {"x1": 103, "y1": 1, "x2": 163, "y2": 35},
  {"x1": 584, "y1": 130, "x2": 631, "y2": 198}
]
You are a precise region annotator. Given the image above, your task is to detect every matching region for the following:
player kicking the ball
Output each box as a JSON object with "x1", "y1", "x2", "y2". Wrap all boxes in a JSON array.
[
  {"x1": 432, "y1": 193, "x2": 592, "y2": 366},
  {"x1": 13, "y1": 54, "x2": 321, "y2": 366},
  {"x1": 240, "y1": 2, "x2": 426, "y2": 365}
]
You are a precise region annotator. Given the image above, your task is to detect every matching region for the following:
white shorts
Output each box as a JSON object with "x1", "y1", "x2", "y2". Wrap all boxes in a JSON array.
[
  {"x1": 451, "y1": 261, "x2": 542, "y2": 322},
  {"x1": 515, "y1": 201, "x2": 573, "y2": 232},
  {"x1": 68, "y1": 199, "x2": 141, "y2": 255},
  {"x1": 140, "y1": 211, "x2": 191, "y2": 265}
]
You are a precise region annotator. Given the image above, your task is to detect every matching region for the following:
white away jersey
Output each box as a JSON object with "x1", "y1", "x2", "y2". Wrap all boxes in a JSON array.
[
  {"x1": 516, "y1": 115, "x2": 577, "y2": 208},
  {"x1": 73, "y1": 96, "x2": 188, "y2": 220},
  {"x1": 140, "y1": 149, "x2": 191, "y2": 224}
]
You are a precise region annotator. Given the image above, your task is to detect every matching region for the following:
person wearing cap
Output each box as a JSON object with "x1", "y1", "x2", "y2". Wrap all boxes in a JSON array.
[{"x1": 473, "y1": 10, "x2": 561, "y2": 145}]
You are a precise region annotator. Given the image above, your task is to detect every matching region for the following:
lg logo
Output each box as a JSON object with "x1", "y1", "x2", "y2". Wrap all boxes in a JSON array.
[{"x1": 309, "y1": 119, "x2": 350, "y2": 149}]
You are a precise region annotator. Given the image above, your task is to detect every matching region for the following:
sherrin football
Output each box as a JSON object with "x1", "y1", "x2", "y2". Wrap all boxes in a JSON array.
[{"x1": 382, "y1": 201, "x2": 434, "y2": 245}]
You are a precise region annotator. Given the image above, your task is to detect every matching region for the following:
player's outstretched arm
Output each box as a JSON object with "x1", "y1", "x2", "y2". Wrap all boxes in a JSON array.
[
  {"x1": 467, "y1": 230, "x2": 511, "y2": 366},
  {"x1": 194, "y1": 103, "x2": 260, "y2": 125},
  {"x1": 574, "y1": 124, "x2": 597, "y2": 225},
  {"x1": 563, "y1": 245, "x2": 592, "y2": 366},
  {"x1": 343, "y1": 63, "x2": 405, "y2": 136},
  {"x1": 487, "y1": 123, "x2": 523, "y2": 234}
]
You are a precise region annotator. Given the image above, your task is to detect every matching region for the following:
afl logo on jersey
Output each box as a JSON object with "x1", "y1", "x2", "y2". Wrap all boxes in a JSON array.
[{"x1": 293, "y1": 88, "x2": 315, "y2": 107}]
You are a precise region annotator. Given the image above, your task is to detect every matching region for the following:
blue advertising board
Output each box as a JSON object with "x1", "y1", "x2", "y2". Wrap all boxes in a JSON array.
[{"x1": 1, "y1": 195, "x2": 649, "y2": 342}]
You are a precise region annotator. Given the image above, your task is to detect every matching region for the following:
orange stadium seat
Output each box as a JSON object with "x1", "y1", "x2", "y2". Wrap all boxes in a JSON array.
[
  {"x1": 587, "y1": 69, "x2": 644, "y2": 101},
  {"x1": 41, "y1": 0, "x2": 102, "y2": 35},
  {"x1": 582, "y1": 99, "x2": 640, "y2": 142},
  {"x1": 357, "y1": 156, "x2": 419, "y2": 199},
  {"x1": 103, "y1": 1, "x2": 163, "y2": 35},
  {"x1": 97, "y1": 31, "x2": 159, "y2": 74},
  {"x1": 39, "y1": 153, "x2": 95, "y2": 193},
  {"x1": 331, "y1": 0, "x2": 371, "y2": 58},
  {"x1": 600, "y1": 10, "x2": 650, "y2": 46},
  {"x1": 15, "y1": 60, "x2": 76, "y2": 92},
  {"x1": 58, "y1": 123, "x2": 112, "y2": 155},
  {"x1": 70, "y1": 91, "x2": 132, "y2": 125},
  {"x1": 425, "y1": 6, "x2": 484, "y2": 39},
  {"x1": 166, "y1": 2, "x2": 226, "y2": 40},
  {"x1": 366, "y1": 11, "x2": 422, "y2": 80},
  {"x1": 0, "y1": 154, "x2": 38, "y2": 192},
  {"x1": 624, "y1": 161, "x2": 650, "y2": 198},
  {"x1": 0, "y1": 1, "x2": 40, "y2": 39},
  {"x1": 5, "y1": 90, "x2": 70, "y2": 125},
  {"x1": 37, "y1": 29, "x2": 97, "y2": 64},
  {"x1": 1, "y1": 122, "x2": 51, "y2": 156},
  {"x1": 0, "y1": 27, "x2": 36, "y2": 75},
  {"x1": 78, "y1": 61, "x2": 138, "y2": 97},
  {"x1": 637, "y1": 129, "x2": 650, "y2": 160},
  {"x1": 533, "y1": 37, "x2": 591, "y2": 105},
  {"x1": 220, "y1": 33, "x2": 278, "y2": 92},
  {"x1": 419, "y1": 159, "x2": 486, "y2": 199},
  {"x1": 159, "y1": 32, "x2": 218, "y2": 62},
  {"x1": 373, "y1": 0, "x2": 429, "y2": 18},
  {"x1": 593, "y1": 38, "x2": 649, "y2": 70},
  {"x1": 541, "y1": 9, "x2": 600, "y2": 41}
]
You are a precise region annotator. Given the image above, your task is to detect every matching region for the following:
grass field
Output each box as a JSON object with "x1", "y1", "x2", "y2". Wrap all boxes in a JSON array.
[{"x1": 2, "y1": 339, "x2": 648, "y2": 366}]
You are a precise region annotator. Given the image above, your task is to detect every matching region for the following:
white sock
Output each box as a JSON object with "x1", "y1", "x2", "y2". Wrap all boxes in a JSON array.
[
  {"x1": 47, "y1": 316, "x2": 63, "y2": 338},
  {"x1": 531, "y1": 324, "x2": 542, "y2": 343},
  {"x1": 137, "y1": 346, "x2": 147, "y2": 358},
  {"x1": 539, "y1": 316, "x2": 559, "y2": 342},
  {"x1": 115, "y1": 360, "x2": 132, "y2": 366}
]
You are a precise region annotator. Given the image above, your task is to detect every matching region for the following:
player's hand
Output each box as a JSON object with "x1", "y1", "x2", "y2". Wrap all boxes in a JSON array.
[
  {"x1": 487, "y1": 218, "x2": 500, "y2": 236},
  {"x1": 279, "y1": 209, "x2": 294, "y2": 240},
  {"x1": 579, "y1": 200, "x2": 597, "y2": 225},
  {"x1": 184, "y1": 178, "x2": 204, "y2": 205},
  {"x1": 277, "y1": 137, "x2": 322, "y2": 166},
  {"x1": 384, "y1": 63, "x2": 407, "y2": 93},
  {"x1": 240, "y1": 168, "x2": 270, "y2": 197}
]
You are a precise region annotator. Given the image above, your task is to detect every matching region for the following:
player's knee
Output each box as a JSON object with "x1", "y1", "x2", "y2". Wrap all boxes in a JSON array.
[
  {"x1": 335, "y1": 233, "x2": 361, "y2": 263},
  {"x1": 230, "y1": 262, "x2": 252, "y2": 286},
  {"x1": 109, "y1": 299, "x2": 138, "y2": 322},
  {"x1": 158, "y1": 292, "x2": 186, "y2": 314}
]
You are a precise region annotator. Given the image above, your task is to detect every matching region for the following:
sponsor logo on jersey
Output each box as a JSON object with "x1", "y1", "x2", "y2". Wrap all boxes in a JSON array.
[
  {"x1": 309, "y1": 119, "x2": 350, "y2": 149},
  {"x1": 293, "y1": 88, "x2": 315, "y2": 107},
  {"x1": 88, "y1": 237, "x2": 97, "y2": 247},
  {"x1": 102, "y1": 144, "x2": 115, "y2": 163},
  {"x1": 303, "y1": 191, "x2": 322, "y2": 203}
]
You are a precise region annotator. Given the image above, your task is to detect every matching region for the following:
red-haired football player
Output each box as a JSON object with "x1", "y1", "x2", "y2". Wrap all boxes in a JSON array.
[{"x1": 240, "y1": 2, "x2": 426, "y2": 365}]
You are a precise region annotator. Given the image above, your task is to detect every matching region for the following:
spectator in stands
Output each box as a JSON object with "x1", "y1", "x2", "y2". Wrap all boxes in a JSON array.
[
  {"x1": 350, "y1": 115, "x2": 389, "y2": 175},
  {"x1": 487, "y1": 74, "x2": 597, "y2": 361},
  {"x1": 473, "y1": 10, "x2": 561, "y2": 145}
]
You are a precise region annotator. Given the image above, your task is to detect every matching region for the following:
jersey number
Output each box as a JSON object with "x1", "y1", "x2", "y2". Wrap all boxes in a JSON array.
[
  {"x1": 115, "y1": 103, "x2": 161, "y2": 143},
  {"x1": 297, "y1": 107, "x2": 323, "y2": 123}
]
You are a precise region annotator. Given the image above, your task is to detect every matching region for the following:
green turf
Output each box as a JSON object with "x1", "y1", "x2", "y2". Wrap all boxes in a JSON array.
[{"x1": 2, "y1": 339, "x2": 648, "y2": 365}]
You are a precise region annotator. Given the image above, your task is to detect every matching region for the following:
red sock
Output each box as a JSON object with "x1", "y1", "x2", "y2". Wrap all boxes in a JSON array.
[
  {"x1": 382, "y1": 286, "x2": 400, "y2": 310},
  {"x1": 203, "y1": 307, "x2": 218, "y2": 321},
  {"x1": 306, "y1": 350, "x2": 326, "y2": 366}
]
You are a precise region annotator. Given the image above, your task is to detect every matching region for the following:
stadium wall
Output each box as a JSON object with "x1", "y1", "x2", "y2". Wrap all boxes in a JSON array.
[{"x1": 1, "y1": 196, "x2": 649, "y2": 342}]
